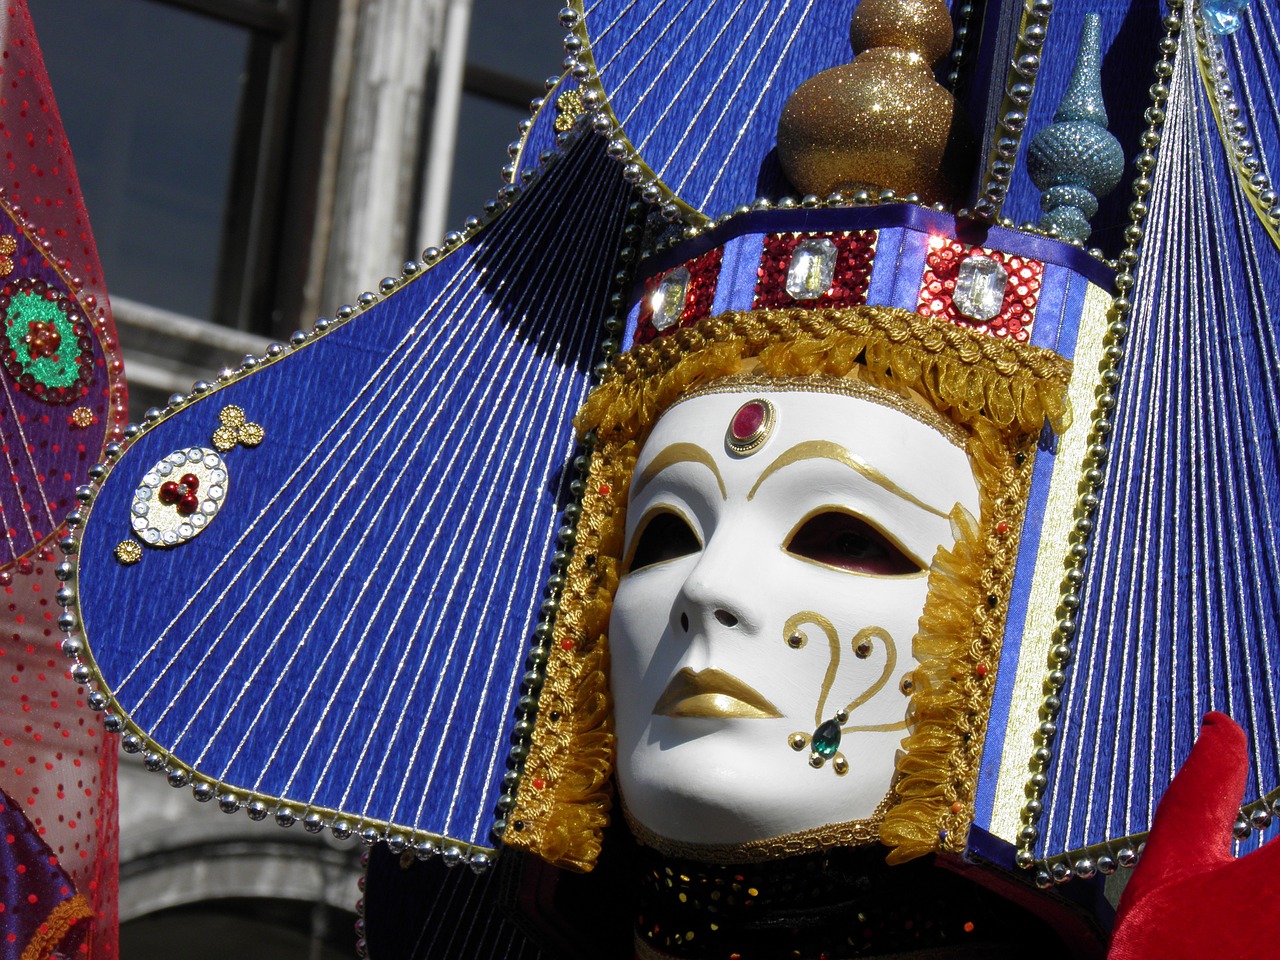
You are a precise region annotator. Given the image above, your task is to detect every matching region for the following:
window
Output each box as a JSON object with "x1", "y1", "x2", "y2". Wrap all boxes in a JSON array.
[
  {"x1": 446, "y1": 0, "x2": 564, "y2": 226},
  {"x1": 25, "y1": 0, "x2": 567, "y2": 412},
  {"x1": 28, "y1": 0, "x2": 338, "y2": 335}
]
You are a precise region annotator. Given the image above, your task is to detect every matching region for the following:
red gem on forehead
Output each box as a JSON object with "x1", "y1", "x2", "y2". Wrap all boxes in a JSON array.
[{"x1": 731, "y1": 401, "x2": 767, "y2": 442}]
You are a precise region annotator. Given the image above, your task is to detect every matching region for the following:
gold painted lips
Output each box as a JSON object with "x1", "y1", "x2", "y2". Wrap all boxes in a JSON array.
[{"x1": 652, "y1": 667, "x2": 782, "y2": 719}]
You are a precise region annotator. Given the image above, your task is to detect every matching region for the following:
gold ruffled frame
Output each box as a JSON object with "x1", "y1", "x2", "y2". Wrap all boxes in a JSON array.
[{"x1": 505, "y1": 305, "x2": 1071, "y2": 871}]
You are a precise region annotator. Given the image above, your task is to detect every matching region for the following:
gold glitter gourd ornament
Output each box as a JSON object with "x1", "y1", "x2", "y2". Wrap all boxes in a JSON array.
[{"x1": 776, "y1": 0, "x2": 972, "y2": 204}]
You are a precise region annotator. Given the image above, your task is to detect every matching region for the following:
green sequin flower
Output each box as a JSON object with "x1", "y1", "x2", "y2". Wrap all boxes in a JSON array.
[{"x1": 0, "y1": 278, "x2": 90, "y2": 403}]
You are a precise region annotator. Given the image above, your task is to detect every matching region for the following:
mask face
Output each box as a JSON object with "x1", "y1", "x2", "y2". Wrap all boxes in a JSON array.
[{"x1": 609, "y1": 387, "x2": 980, "y2": 847}]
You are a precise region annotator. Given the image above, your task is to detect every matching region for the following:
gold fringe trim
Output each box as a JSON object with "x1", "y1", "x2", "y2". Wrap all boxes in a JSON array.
[
  {"x1": 880, "y1": 420, "x2": 1034, "y2": 863},
  {"x1": 511, "y1": 305, "x2": 1066, "y2": 871},
  {"x1": 20, "y1": 894, "x2": 93, "y2": 960},
  {"x1": 578, "y1": 307, "x2": 1071, "y2": 444},
  {"x1": 504, "y1": 441, "x2": 637, "y2": 871}
]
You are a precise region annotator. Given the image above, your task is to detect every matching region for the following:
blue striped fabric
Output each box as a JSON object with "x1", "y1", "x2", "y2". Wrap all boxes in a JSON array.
[
  {"x1": 77, "y1": 131, "x2": 631, "y2": 849},
  {"x1": 584, "y1": 0, "x2": 852, "y2": 218},
  {"x1": 1038, "y1": 12, "x2": 1280, "y2": 860}
]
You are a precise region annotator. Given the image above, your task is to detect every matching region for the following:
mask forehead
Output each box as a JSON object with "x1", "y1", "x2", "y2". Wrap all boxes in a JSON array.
[{"x1": 630, "y1": 389, "x2": 978, "y2": 540}]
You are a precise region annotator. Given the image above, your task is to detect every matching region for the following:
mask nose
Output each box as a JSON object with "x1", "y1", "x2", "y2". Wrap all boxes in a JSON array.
[
  {"x1": 677, "y1": 608, "x2": 739, "y2": 633},
  {"x1": 674, "y1": 533, "x2": 756, "y2": 637}
]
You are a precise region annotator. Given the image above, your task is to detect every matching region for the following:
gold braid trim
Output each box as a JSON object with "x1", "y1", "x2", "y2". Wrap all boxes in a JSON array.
[
  {"x1": 881, "y1": 420, "x2": 1033, "y2": 863},
  {"x1": 504, "y1": 441, "x2": 637, "y2": 871},
  {"x1": 511, "y1": 305, "x2": 1067, "y2": 871},
  {"x1": 577, "y1": 307, "x2": 1071, "y2": 443},
  {"x1": 20, "y1": 894, "x2": 93, "y2": 960}
]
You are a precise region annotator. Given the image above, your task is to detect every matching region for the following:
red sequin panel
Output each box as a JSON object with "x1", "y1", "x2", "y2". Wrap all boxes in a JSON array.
[
  {"x1": 752, "y1": 231, "x2": 877, "y2": 309},
  {"x1": 633, "y1": 247, "x2": 723, "y2": 346},
  {"x1": 916, "y1": 238, "x2": 1043, "y2": 342}
]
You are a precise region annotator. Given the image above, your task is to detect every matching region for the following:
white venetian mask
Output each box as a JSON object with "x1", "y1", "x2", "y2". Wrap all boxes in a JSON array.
[{"x1": 609, "y1": 384, "x2": 981, "y2": 849}]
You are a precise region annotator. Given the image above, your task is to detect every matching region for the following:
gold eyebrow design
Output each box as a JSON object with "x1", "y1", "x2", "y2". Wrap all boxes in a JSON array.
[
  {"x1": 747, "y1": 440, "x2": 950, "y2": 518},
  {"x1": 632, "y1": 442, "x2": 727, "y2": 501}
]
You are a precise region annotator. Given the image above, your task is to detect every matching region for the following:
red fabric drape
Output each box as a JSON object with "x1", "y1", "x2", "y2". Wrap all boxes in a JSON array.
[
  {"x1": 1109, "y1": 712, "x2": 1280, "y2": 960},
  {"x1": 0, "y1": 4, "x2": 126, "y2": 959}
]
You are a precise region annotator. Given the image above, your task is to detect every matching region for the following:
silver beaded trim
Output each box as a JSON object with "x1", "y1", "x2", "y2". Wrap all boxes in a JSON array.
[
  {"x1": 945, "y1": 1, "x2": 977, "y2": 92},
  {"x1": 1194, "y1": 9, "x2": 1280, "y2": 240},
  {"x1": 642, "y1": 191, "x2": 944, "y2": 260},
  {"x1": 971, "y1": 0, "x2": 1055, "y2": 222}
]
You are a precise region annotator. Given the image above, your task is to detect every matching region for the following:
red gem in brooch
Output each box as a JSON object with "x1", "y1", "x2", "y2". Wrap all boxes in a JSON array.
[
  {"x1": 159, "y1": 473, "x2": 201, "y2": 516},
  {"x1": 726, "y1": 398, "x2": 775, "y2": 456}
]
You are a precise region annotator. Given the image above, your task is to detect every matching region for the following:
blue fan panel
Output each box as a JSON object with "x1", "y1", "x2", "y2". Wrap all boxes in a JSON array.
[
  {"x1": 1227, "y1": 6, "x2": 1280, "y2": 182},
  {"x1": 1037, "y1": 24, "x2": 1280, "y2": 858},
  {"x1": 78, "y1": 132, "x2": 631, "y2": 848}
]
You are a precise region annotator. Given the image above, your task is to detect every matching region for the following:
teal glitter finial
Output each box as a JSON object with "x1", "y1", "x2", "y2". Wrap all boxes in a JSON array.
[{"x1": 1027, "y1": 14, "x2": 1124, "y2": 244}]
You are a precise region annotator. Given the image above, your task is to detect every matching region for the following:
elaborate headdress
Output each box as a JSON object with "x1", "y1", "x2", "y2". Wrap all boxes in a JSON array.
[{"x1": 59, "y1": 0, "x2": 1280, "y2": 947}]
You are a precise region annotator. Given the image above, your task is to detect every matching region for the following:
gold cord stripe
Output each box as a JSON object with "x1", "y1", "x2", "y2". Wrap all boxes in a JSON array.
[{"x1": 20, "y1": 894, "x2": 94, "y2": 960}]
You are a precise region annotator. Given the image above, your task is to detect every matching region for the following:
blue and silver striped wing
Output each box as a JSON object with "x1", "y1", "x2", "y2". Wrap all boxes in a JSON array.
[
  {"x1": 71, "y1": 127, "x2": 632, "y2": 856},
  {"x1": 1038, "y1": 6, "x2": 1280, "y2": 864}
]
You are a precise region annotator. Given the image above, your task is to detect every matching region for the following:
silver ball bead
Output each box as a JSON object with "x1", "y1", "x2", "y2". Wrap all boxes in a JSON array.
[{"x1": 415, "y1": 839, "x2": 440, "y2": 860}]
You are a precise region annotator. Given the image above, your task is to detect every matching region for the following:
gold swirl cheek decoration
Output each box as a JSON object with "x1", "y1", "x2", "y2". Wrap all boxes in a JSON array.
[{"x1": 782, "y1": 614, "x2": 906, "y2": 777}]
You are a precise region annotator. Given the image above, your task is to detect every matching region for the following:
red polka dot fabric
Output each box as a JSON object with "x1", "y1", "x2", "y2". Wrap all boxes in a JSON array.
[
  {"x1": 0, "y1": 4, "x2": 126, "y2": 959},
  {"x1": 0, "y1": 780, "x2": 93, "y2": 960},
  {"x1": 0, "y1": 554, "x2": 117, "y2": 960}
]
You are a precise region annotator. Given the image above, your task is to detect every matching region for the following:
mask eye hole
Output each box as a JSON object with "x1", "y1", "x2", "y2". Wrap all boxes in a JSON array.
[
  {"x1": 627, "y1": 510, "x2": 701, "y2": 573},
  {"x1": 785, "y1": 511, "x2": 921, "y2": 576}
]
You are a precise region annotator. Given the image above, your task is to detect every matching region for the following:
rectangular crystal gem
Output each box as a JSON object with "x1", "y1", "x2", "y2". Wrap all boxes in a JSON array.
[
  {"x1": 786, "y1": 237, "x2": 837, "y2": 300},
  {"x1": 651, "y1": 267, "x2": 690, "y2": 330},
  {"x1": 952, "y1": 254, "x2": 1008, "y2": 321}
]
